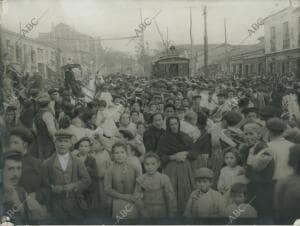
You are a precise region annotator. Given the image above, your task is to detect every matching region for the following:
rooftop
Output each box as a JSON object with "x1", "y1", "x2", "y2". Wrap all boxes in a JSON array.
[{"x1": 262, "y1": 6, "x2": 300, "y2": 23}]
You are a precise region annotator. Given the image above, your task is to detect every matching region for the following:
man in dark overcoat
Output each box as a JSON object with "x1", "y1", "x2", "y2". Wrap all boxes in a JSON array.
[{"x1": 38, "y1": 130, "x2": 91, "y2": 224}]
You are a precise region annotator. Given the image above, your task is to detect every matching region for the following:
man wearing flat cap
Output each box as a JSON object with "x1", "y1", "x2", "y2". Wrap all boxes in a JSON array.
[
  {"x1": 1, "y1": 151, "x2": 29, "y2": 224},
  {"x1": 211, "y1": 91, "x2": 232, "y2": 122},
  {"x1": 39, "y1": 130, "x2": 91, "y2": 223},
  {"x1": 48, "y1": 88, "x2": 63, "y2": 120},
  {"x1": 8, "y1": 127, "x2": 42, "y2": 194},
  {"x1": 33, "y1": 92, "x2": 57, "y2": 160},
  {"x1": 7, "y1": 128, "x2": 50, "y2": 222},
  {"x1": 0, "y1": 104, "x2": 18, "y2": 156}
]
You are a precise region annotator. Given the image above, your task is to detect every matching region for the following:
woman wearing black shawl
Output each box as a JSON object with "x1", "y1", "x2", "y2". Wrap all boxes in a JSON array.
[{"x1": 157, "y1": 116, "x2": 195, "y2": 215}]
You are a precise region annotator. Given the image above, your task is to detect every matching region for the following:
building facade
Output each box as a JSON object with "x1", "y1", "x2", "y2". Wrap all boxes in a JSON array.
[
  {"x1": 229, "y1": 38, "x2": 266, "y2": 77},
  {"x1": 37, "y1": 23, "x2": 104, "y2": 80},
  {"x1": 264, "y1": 6, "x2": 300, "y2": 77},
  {"x1": 1, "y1": 28, "x2": 57, "y2": 78}
]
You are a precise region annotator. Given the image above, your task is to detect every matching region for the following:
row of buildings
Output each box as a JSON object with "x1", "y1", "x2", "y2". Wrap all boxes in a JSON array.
[
  {"x1": 228, "y1": 6, "x2": 299, "y2": 77},
  {"x1": 1, "y1": 23, "x2": 104, "y2": 80},
  {"x1": 179, "y1": 5, "x2": 300, "y2": 78}
]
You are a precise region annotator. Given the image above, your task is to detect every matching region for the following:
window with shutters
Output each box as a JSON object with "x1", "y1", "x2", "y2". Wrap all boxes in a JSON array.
[
  {"x1": 270, "y1": 26, "x2": 276, "y2": 52},
  {"x1": 283, "y1": 22, "x2": 290, "y2": 49},
  {"x1": 31, "y1": 48, "x2": 36, "y2": 64}
]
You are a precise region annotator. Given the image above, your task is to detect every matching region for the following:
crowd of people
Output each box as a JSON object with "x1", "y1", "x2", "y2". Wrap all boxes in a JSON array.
[{"x1": 1, "y1": 66, "x2": 300, "y2": 224}]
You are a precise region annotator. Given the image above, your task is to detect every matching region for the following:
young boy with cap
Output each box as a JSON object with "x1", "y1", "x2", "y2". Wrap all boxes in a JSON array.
[{"x1": 184, "y1": 167, "x2": 225, "y2": 218}]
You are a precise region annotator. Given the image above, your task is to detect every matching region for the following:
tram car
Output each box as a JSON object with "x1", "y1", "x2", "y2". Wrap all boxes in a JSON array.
[{"x1": 151, "y1": 54, "x2": 190, "y2": 78}]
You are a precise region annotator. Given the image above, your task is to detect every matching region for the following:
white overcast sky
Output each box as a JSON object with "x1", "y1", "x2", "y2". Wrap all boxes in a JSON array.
[{"x1": 1, "y1": 0, "x2": 298, "y2": 54}]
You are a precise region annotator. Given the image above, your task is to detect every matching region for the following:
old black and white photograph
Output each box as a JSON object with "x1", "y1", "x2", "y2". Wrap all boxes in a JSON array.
[{"x1": 0, "y1": 0, "x2": 300, "y2": 225}]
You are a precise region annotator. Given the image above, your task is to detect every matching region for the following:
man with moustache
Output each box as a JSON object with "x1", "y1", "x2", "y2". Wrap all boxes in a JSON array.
[
  {"x1": 1, "y1": 151, "x2": 29, "y2": 224},
  {"x1": 8, "y1": 127, "x2": 42, "y2": 195},
  {"x1": 39, "y1": 130, "x2": 91, "y2": 224},
  {"x1": 7, "y1": 127, "x2": 50, "y2": 222}
]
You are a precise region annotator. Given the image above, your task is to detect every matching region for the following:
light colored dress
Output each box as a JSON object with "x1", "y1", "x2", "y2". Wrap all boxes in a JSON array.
[
  {"x1": 134, "y1": 172, "x2": 177, "y2": 218},
  {"x1": 184, "y1": 188, "x2": 225, "y2": 218}
]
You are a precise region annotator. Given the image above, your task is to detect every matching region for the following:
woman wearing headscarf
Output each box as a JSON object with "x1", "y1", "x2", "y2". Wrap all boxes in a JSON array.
[{"x1": 157, "y1": 116, "x2": 195, "y2": 215}]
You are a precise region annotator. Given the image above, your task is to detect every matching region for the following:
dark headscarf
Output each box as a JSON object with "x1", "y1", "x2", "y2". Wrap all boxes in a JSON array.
[{"x1": 158, "y1": 116, "x2": 193, "y2": 160}]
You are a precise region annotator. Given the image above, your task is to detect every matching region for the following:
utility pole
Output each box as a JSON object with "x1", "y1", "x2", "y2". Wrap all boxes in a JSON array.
[
  {"x1": 224, "y1": 18, "x2": 229, "y2": 74},
  {"x1": 19, "y1": 22, "x2": 23, "y2": 67},
  {"x1": 0, "y1": 0, "x2": 3, "y2": 60},
  {"x1": 203, "y1": 6, "x2": 208, "y2": 77},
  {"x1": 139, "y1": 8, "x2": 145, "y2": 75},
  {"x1": 0, "y1": 0, "x2": 4, "y2": 112},
  {"x1": 189, "y1": 7, "x2": 193, "y2": 78},
  {"x1": 166, "y1": 27, "x2": 169, "y2": 52},
  {"x1": 224, "y1": 19, "x2": 227, "y2": 45}
]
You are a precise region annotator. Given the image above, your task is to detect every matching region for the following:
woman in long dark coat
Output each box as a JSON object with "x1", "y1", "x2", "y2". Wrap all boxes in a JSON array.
[{"x1": 157, "y1": 116, "x2": 195, "y2": 215}]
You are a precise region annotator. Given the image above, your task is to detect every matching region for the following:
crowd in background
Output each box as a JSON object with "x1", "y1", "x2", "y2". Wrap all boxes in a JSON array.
[{"x1": 1, "y1": 66, "x2": 300, "y2": 224}]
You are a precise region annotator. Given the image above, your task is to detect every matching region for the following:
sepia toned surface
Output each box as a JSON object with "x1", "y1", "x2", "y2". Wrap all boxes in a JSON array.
[{"x1": 0, "y1": 0, "x2": 300, "y2": 225}]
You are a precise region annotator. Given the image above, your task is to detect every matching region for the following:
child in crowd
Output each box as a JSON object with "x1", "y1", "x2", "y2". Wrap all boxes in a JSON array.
[
  {"x1": 104, "y1": 142, "x2": 141, "y2": 219},
  {"x1": 143, "y1": 102, "x2": 157, "y2": 124},
  {"x1": 74, "y1": 137, "x2": 99, "y2": 215},
  {"x1": 218, "y1": 148, "x2": 245, "y2": 194},
  {"x1": 119, "y1": 129, "x2": 145, "y2": 174},
  {"x1": 136, "y1": 122, "x2": 146, "y2": 143},
  {"x1": 118, "y1": 113, "x2": 137, "y2": 136},
  {"x1": 134, "y1": 152, "x2": 177, "y2": 218},
  {"x1": 184, "y1": 168, "x2": 225, "y2": 218},
  {"x1": 90, "y1": 136, "x2": 111, "y2": 215},
  {"x1": 225, "y1": 183, "x2": 257, "y2": 218},
  {"x1": 131, "y1": 111, "x2": 141, "y2": 125}
]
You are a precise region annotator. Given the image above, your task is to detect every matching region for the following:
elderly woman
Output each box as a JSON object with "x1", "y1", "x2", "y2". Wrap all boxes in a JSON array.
[
  {"x1": 274, "y1": 144, "x2": 300, "y2": 224},
  {"x1": 241, "y1": 122, "x2": 274, "y2": 221},
  {"x1": 157, "y1": 116, "x2": 195, "y2": 215},
  {"x1": 240, "y1": 122, "x2": 264, "y2": 164}
]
